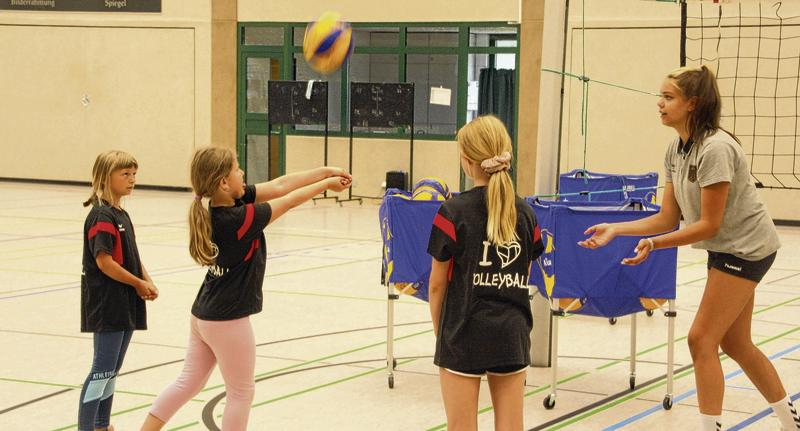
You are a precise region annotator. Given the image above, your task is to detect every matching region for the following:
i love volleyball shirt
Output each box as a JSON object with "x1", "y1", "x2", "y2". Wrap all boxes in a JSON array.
[
  {"x1": 427, "y1": 186, "x2": 544, "y2": 370},
  {"x1": 81, "y1": 203, "x2": 146, "y2": 332},
  {"x1": 192, "y1": 185, "x2": 272, "y2": 321}
]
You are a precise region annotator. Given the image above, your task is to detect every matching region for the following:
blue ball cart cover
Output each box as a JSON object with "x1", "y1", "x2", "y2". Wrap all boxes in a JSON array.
[
  {"x1": 559, "y1": 169, "x2": 658, "y2": 203},
  {"x1": 379, "y1": 189, "x2": 443, "y2": 301},
  {"x1": 527, "y1": 197, "x2": 677, "y2": 318}
]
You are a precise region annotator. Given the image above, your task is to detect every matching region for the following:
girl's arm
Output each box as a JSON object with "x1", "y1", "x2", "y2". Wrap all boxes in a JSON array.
[
  {"x1": 622, "y1": 181, "x2": 728, "y2": 265},
  {"x1": 253, "y1": 167, "x2": 351, "y2": 203},
  {"x1": 579, "y1": 182, "x2": 682, "y2": 248},
  {"x1": 96, "y1": 253, "x2": 157, "y2": 300},
  {"x1": 428, "y1": 258, "x2": 449, "y2": 337},
  {"x1": 267, "y1": 176, "x2": 351, "y2": 225}
]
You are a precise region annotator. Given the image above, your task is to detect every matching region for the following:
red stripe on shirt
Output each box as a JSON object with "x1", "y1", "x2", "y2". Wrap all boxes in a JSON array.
[
  {"x1": 88, "y1": 221, "x2": 124, "y2": 265},
  {"x1": 533, "y1": 224, "x2": 541, "y2": 243},
  {"x1": 433, "y1": 213, "x2": 456, "y2": 242},
  {"x1": 237, "y1": 204, "x2": 255, "y2": 240},
  {"x1": 244, "y1": 238, "x2": 260, "y2": 262},
  {"x1": 447, "y1": 258, "x2": 454, "y2": 282}
]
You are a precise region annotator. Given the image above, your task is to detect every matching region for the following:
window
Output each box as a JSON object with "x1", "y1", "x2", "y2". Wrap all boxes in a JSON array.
[
  {"x1": 244, "y1": 26, "x2": 284, "y2": 46},
  {"x1": 407, "y1": 27, "x2": 458, "y2": 47},
  {"x1": 353, "y1": 27, "x2": 400, "y2": 47},
  {"x1": 469, "y1": 26, "x2": 516, "y2": 47},
  {"x1": 407, "y1": 54, "x2": 458, "y2": 135},
  {"x1": 246, "y1": 57, "x2": 280, "y2": 113},
  {"x1": 293, "y1": 53, "x2": 343, "y2": 131},
  {"x1": 239, "y1": 22, "x2": 519, "y2": 168},
  {"x1": 348, "y1": 53, "x2": 400, "y2": 133}
]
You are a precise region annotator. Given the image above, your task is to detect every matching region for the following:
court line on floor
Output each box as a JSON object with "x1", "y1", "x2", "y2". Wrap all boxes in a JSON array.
[
  {"x1": 6, "y1": 323, "x2": 433, "y2": 422},
  {"x1": 541, "y1": 325, "x2": 800, "y2": 431},
  {"x1": 47, "y1": 329, "x2": 433, "y2": 431},
  {"x1": 422, "y1": 292, "x2": 800, "y2": 431},
  {"x1": 0, "y1": 254, "x2": 381, "y2": 300},
  {"x1": 200, "y1": 357, "x2": 421, "y2": 430},
  {"x1": 727, "y1": 390, "x2": 800, "y2": 430},
  {"x1": 600, "y1": 341, "x2": 800, "y2": 431}
]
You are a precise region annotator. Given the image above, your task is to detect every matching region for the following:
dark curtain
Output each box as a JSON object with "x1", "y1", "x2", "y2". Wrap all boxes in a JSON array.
[{"x1": 478, "y1": 68, "x2": 516, "y2": 139}]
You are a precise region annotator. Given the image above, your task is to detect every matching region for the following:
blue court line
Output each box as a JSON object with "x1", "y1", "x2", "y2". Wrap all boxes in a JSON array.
[
  {"x1": 602, "y1": 342, "x2": 800, "y2": 430},
  {"x1": 727, "y1": 391, "x2": 800, "y2": 431},
  {"x1": 726, "y1": 384, "x2": 758, "y2": 392}
]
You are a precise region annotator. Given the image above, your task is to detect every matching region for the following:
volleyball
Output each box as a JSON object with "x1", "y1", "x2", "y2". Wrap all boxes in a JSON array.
[
  {"x1": 640, "y1": 297, "x2": 667, "y2": 311},
  {"x1": 412, "y1": 189, "x2": 446, "y2": 201},
  {"x1": 412, "y1": 177, "x2": 451, "y2": 201},
  {"x1": 303, "y1": 12, "x2": 354, "y2": 74},
  {"x1": 557, "y1": 297, "x2": 584, "y2": 312}
]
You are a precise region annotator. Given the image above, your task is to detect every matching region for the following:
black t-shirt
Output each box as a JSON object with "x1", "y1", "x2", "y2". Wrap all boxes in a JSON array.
[
  {"x1": 191, "y1": 185, "x2": 272, "y2": 321},
  {"x1": 427, "y1": 187, "x2": 544, "y2": 370},
  {"x1": 81, "y1": 203, "x2": 147, "y2": 332}
]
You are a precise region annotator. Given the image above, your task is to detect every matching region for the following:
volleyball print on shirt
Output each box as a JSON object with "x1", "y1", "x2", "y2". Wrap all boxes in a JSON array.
[{"x1": 473, "y1": 240, "x2": 529, "y2": 290}]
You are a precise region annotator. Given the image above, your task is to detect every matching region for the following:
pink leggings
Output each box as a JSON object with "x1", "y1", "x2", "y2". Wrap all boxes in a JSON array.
[{"x1": 150, "y1": 316, "x2": 255, "y2": 431}]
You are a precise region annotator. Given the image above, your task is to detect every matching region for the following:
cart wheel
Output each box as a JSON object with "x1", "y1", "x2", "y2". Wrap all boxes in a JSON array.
[
  {"x1": 388, "y1": 375, "x2": 394, "y2": 389},
  {"x1": 646, "y1": 310, "x2": 654, "y2": 317},
  {"x1": 609, "y1": 318, "x2": 618, "y2": 325},
  {"x1": 543, "y1": 394, "x2": 556, "y2": 410},
  {"x1": 629, "y1": 376, "x2": 636, "y2": 391},
  {"x1": 392, "y1": 359, "x2": 397, "y2": 369},
  {"x1": 662, "y1": 395, "x2": 673, "y2": 410}
]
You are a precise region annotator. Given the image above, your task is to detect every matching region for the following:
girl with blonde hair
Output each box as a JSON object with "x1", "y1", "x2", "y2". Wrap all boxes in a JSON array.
[
  {"x1": 79, "y1": 150, "x2": 158, "y2": 431},
  {"x1": 580, "y1": 65, "x2": 798, "y2": 431},
  {"x1": 428, "y1": 115, "x2": 544, "y2": 431},
  {"x1": 141, "y1": 146, "x2": 351, "y2": 431}
]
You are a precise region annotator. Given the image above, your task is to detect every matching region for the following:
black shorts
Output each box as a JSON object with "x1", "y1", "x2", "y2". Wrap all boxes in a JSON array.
[
  {"x1": 445, "y1": 364, "x2": 528, "y2": 378},
  {"x1": 707, "y1": 251, "x2": 776, "y2": 283}
]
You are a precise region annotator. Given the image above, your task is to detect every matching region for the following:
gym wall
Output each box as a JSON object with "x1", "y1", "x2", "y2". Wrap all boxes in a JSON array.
[
  {"x1": 558, "y1": 0, "x2": 800, "y2": 221},
  {"x1": 0, "y1": 1, "x2": 212, "y2": 188}
]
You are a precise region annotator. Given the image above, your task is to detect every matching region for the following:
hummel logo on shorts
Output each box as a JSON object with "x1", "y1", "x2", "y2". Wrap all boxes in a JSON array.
[{"x1": 723, "y1": 263, "x2": 742, "y2": 272}]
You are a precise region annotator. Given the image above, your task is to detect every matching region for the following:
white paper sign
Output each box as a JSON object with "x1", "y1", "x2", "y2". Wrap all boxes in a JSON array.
[{"x1": 430, "y1": 87, "x2": 452, "y2": 106}]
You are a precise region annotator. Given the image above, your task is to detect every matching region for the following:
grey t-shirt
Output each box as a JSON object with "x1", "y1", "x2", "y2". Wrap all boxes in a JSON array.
[{"x1": 664, "y1": 130, "x2": 780, "y2": 260}]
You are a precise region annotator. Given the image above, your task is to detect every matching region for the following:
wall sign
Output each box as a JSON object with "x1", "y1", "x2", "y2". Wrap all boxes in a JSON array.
[{"x1": 0, "y1": 0, "x2": 161, "y2": 13}]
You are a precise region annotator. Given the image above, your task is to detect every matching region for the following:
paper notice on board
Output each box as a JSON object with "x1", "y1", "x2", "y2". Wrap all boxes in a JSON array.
[{"x1": 430, "y1": 87, "x2": 452, "y2": 106}]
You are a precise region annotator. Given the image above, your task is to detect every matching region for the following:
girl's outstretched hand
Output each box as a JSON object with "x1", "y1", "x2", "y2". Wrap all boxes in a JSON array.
[
  {"x1": 577, "y1": 223, "x2": 616, "y2": 249},
  {"x1": 326, "y1": 175, "x2": 352, "y2": 192},
  {"x1": 621, "y1": 238, "x2": 653, "y2": 266},
  {"x1": 325, "y1": 167, "x2": 352, "y2": 182}
]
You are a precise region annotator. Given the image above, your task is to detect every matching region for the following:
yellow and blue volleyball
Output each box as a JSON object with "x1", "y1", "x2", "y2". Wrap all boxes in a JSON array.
[
  {"x1": 412, "y1": 189, "x2": 446, "y2": 201},
  {"x1": 303, "y1": 12, "x2": 354, "y2": 75},
  {"x1": 412, "y1": 177, "x2": 450, "y2": 200}
]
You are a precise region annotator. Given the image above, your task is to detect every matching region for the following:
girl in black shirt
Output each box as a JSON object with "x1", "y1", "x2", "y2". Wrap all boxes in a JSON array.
[
  {"x1": 79, "y1": 150, "x2": 158, "y2": 431},
  {"x1": 141, "y1": 146, "x2": 351, "y2": 431},
  {"x1": 428, "y1": 115, "x2": 544, "y2": 430}
]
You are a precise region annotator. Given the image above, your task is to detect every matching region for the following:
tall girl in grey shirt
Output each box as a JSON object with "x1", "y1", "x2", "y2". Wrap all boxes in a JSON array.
[{"x1": 579, "y1": 66, "x2": 797, "y2": 431}]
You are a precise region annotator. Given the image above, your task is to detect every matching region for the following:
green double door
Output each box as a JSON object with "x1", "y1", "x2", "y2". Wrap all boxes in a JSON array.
[{"x1": 240, "y1": 53, "x2": 282, "y2": 183}]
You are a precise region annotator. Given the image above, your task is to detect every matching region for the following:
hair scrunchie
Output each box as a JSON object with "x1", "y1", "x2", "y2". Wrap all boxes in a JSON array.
[{"x1": 480, "y1": 151, "x2": 512, "y2": 174}]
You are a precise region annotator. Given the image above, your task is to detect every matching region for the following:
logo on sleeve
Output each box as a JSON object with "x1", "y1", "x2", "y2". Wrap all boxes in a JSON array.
[{"x1": 117, "y1": 224, "x2": 125, "y2": 232}]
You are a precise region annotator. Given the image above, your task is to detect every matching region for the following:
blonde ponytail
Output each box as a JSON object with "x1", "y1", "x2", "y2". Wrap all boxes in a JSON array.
[
  {"x1": 188, "y1": 146, "x2": 235, "y2": 266},
  {"x1": 188, "y1": 197, "x2": 217, "y2": 266},
  {"x1": 486, "y1": 169, "x2": 518, "y2": 245},
  {"x1": 457, "y1": 115, "x2": 518, "y2": 245}
]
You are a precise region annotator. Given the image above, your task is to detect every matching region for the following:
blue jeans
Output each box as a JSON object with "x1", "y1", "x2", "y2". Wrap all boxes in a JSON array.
[{"x1": 77, "y1": 331, "x2": 133, "y2": 431}]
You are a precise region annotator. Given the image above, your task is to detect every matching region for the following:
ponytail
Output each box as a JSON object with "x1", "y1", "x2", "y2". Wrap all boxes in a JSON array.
[
  {"x1": 188, "y1": 197, "x2": 217, "y2": 266},
  {"x1": 188, "y1": 146, "x2": 235, "y2": 266},
  {"x1": 457, "y1": 115, "x2": 518, "y2": 245},
  {"x1": 486, "y1": 169, "x2": 518, "y2": 245}
]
